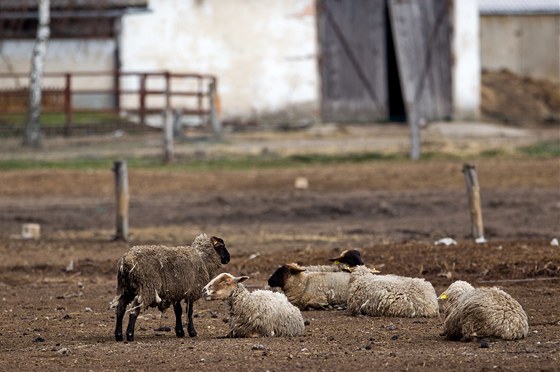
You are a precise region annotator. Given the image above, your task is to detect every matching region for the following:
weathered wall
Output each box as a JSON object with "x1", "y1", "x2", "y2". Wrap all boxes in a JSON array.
[
  {"x1": 121, "y1": 0, "x2": 318, "y2": 123},
  {"x1": 0, "y1": 40, "x2": 115, "y2": 87},
  {"x1": 452, "y1": 0, "x2": 481, "y2": 119},
  {"x1": 480, "y1": 14, "x2": 560, "y2": 82},
  {"x1": 0, "y1": 40, "x2": 116, "y2": 109}
]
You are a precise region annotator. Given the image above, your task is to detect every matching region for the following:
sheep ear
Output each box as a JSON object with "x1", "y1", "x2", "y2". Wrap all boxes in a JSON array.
[
  {"x1": 286, "y1": 263, "x2": 305, "y2": 274},
  {"x1": 234, "y1": 276, "x2": 249, "y2": 283},
  {"x1": 211, "y1": 236, "x2": 224, "y2": 246}
]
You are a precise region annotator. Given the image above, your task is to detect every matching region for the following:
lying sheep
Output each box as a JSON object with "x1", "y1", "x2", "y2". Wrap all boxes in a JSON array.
[
  {"x1": 112, "y1": 233, "x2": 230, "y2": 341},
  {"x1": 438, "y1": 280, "x2": 528, "y2": 341},
  {"x1": 202, "y1": 273, "x2": 305, "y2": 337},
  {"x1": 267, "y1": 262, "x2": 352, "y2": 310},
  {"x1": 347, "y1": 265, "x2": 439, "y2": 318},
  {"x1": 305, "y1": 249, "x2": 365, "y2": 272}
]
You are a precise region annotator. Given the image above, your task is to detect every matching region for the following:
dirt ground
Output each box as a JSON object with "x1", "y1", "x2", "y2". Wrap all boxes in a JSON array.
[{"x1": 0, "y1": 152, "x2": 559, "y2": 371}]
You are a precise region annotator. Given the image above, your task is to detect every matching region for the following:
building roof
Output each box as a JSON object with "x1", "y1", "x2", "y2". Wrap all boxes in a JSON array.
[
  {"x1": 0, "y1": 0, "x2": 148, "y2": 11},
  {"x1": 0, "y1": 0, "x2": 149, "y2": 19},
  {"x1": 478, "y1": 0, "x2": 560, "y2": 15}
]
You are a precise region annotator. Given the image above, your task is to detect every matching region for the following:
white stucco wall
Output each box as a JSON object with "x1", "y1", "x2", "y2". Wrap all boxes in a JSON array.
[
  {"x1": 0, "y1": 40, "x2": 115, "y2": 88},
  {"x1": 121, "y1": 0, "x2": 318, "y2": 122},
  {"x1": 452, "y1": 0, "x2": 481, "y2": 119}
]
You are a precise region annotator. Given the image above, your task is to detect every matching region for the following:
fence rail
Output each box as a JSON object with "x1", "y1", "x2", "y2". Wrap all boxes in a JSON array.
[{"x1": 0, "y1": 70, "x2": 219, "y2": 136}]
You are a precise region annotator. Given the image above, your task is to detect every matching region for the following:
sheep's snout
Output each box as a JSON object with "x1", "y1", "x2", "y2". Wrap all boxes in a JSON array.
[{"x1": 202, "y1": 286, "x2": 213, "y2": 300}]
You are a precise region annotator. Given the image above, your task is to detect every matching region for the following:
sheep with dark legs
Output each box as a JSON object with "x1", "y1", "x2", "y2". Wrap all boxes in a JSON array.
[{"x1": 113, "y1": 234, "x2": 230, "y2": 341}]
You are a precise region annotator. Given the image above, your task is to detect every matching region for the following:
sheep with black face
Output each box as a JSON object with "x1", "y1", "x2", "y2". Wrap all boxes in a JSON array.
[
  {"x1": 267, "y1": 250, "x2": 369, "y2": 310},
  {"x1": 112, "y1": 234, "x2": 230, "y2": 341},
  {"x1": 305, "y1": 249, "x2": 365, "y2": 272},
  {"x1": 268, "y1": 263, "x2": 352, "y2": 310}
]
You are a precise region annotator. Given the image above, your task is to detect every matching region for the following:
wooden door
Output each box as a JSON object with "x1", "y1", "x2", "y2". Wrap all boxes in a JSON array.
[
  {"x1": 318, "y1": 0, "x2": 388, "y2": 122},
  {"x1": 388, "y1": 0, "x2": 452, "y2": 121}
]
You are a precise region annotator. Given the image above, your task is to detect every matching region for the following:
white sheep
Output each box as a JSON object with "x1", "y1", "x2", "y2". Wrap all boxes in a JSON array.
[
  {"x1": 347, "y1": 265, "x2": 439, "y2": 318},
  {"x1": 438, "y1": 280, "x2": 528, "y2": 341},
  {"x1": 112, "y1": 233, "x2": 230, "y2": 342},
  {"x1": 202, "y1": 273, "x2": 305, "y2": 337},
  {"x1": 267, "y1": 262, "x2": 354, "y2": 310}
]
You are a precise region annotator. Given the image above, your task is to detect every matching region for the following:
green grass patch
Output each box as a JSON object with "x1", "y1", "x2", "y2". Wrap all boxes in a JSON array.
[
  {"x1": 2, "y1": 140, "x2": 557, "y2": 171},
  {"x1": 288, "y1": 152, "x2": 401, "y2": 164},
  {"x1": 0, "y1": 151, "x2": 409, "y2": 171},
  {"x1": 0, "y1": 112, "x2": 131, "y2": 127},
  {"x1": 479, "y1": 148, "x2": 506, "y2": 158},
  {"x1": 519, "y1": 139, "x2": 560, "y2": 157}
]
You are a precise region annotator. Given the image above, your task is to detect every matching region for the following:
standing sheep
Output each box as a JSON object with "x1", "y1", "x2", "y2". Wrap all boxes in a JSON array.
[
  {"x1": 438, "y1": 280, "x2": 528, "y2": 341},
  {"x1": 202, "y1": 273, "x2": 305, "y2": 337},
  {"x1": 267, "y1": 263, "x2": 353, "y2": 310},
  {"x1": 347, "y1": 265, "x2": 439, "y2": 318},
  {"x1": 113, "y1": 234, "x2": 230, "y2": 341}
]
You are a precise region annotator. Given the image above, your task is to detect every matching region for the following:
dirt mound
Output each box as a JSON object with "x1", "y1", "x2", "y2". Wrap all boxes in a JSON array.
[{"x1": 481, "y1": 70, "x2": 560, "y2": 126}]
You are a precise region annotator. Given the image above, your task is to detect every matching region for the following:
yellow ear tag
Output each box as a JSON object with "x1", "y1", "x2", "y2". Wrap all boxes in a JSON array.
[
  {"x1": 439, "y1": 292, "x2": 447, "y2": 300},
  {"x1": 334, "y1": 260, "x2": 340, "y2": 265}
]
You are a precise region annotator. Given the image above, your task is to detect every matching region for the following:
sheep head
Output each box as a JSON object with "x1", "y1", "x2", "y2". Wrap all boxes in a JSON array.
[
  {"x1": 203, "y1": 273, "x2": 249, "y2": 301},
  {"x1": 438, "y1": 280, "x2": 475, "y2": 315},
  {"x1": 211, "y1": 236, "x2": 230, "y2": 265},
  {"x1": 328, "y1": 249, "x2": 365, "y2": 268},
  {"x1": 267, "y1": 263, "x2": 306, "y2": 289}
]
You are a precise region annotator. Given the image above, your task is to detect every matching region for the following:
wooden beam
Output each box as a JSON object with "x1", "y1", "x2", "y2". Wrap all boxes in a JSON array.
[
  {"x1": 163, "y1": 109, "x2": 174, "y2": 164},
  {"x1": 113, "y1": 160, "x2": 129, "y2": 241},
  {"x1": 462, "y1": 163, "x2": 486, "y2": 243}
]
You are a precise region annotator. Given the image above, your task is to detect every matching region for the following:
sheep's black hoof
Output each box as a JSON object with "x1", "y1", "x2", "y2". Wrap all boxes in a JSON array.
[
  {"x1": 176, "y1": 329, "x2": 185, "y2": 338},
  {"x1": 188, "y1": 329, "x2": 197, "y2": 337},
  {"x1": 126, "y1": 333, "x2": 134, "y2": 342},
  {"x1": 115, "y1": 334, "x2": 124, "y2": 342}
]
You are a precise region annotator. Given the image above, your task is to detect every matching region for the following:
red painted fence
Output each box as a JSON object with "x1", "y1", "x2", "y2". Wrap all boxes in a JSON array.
[{"x1": 0, "y1": 71, "x2": 219, "y2": 136}]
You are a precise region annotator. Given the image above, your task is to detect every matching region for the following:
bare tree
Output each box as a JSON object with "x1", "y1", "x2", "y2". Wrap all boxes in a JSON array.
[{"x1": 23, "y1": 0, "x2": 50, "y2": 148}]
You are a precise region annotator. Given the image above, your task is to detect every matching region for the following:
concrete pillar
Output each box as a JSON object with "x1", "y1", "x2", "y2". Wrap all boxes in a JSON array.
[{"x1": 452, "y1": 0, "x2": 481, "y2": 119}]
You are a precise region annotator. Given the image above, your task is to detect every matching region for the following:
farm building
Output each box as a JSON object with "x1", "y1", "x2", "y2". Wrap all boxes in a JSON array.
[
  {"x1": 479, "y1": 0, "x2": 560, "y2": 83},
  {"x1": 0, "y1": 0, "x2": 480, "y2": 128}
]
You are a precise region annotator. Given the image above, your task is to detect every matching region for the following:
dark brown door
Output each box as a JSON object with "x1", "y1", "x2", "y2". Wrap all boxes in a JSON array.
[{"x1": 318, "y1": 0, "x2": 388, "y2": 122}]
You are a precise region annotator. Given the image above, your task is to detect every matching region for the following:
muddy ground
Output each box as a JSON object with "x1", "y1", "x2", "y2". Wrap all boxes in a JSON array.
[{"x1": 0, "y1": 156, "x2": 559, "y2": 371}]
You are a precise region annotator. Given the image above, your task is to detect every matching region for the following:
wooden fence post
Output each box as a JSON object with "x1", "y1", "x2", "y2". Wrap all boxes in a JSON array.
[
  {"x1": 162, "y1": 71, "x2": 174, "y2": 163},
  {"x1": 209, "y1": 79, "x2": 221, "y2": 137},
  {"x1": 64, "y1": 73, "x2": 72, "y2": 136},
  {"x1": 462, "y1": 163, "x2": 486, "y2": 243},
  {"x1": 139, "y1": 74, "x2": 147, "y2": 126},
  {"x1": 113, "y1": 160, "x2": 129, "y2": 241},
  {"x1": 163, "y1": 109, "x2": 174, "y2": 164},
  {"x1": 407, "y1": 102, "x2": 421, "y2": 160}
]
